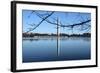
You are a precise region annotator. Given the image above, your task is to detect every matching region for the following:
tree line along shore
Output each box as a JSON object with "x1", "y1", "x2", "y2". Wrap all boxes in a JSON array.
[{"x1": 23, "y1": 33, "x2": 91, "y2": 37}]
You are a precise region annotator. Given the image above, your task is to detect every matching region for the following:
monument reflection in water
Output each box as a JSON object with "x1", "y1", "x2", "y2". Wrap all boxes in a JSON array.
[{"x1": 22, "y1": 37, "x2": 91, "y2": 63}]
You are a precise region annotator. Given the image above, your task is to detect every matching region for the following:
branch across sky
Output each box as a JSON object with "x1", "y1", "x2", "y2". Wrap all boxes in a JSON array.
[{"x1": 22, "y1": 10, "x2": 91, "y2": 34}]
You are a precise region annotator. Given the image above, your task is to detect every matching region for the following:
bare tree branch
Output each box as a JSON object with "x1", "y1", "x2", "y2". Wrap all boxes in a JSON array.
[
  {"x1": 35, "y1": 11, "x2": 91, "y2": 28},
  {"x1": 26, "y1": 11, "x2": 91, "y2": 34},
  {"x1": 26, "y1": 11, "x2": 54, "y2": 33}
]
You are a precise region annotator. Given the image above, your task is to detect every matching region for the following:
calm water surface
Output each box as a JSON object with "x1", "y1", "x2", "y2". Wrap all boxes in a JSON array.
[{"x1": 22, "y1": 37, "x2": 91, "y2": 63}]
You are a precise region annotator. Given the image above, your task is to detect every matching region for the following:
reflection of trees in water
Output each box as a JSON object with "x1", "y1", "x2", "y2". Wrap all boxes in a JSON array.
[
  {"x1": 23, "y1": 38, "x2": 39, "y2": 41},
  {"x1": 63, "y1": 37, "x2": 90, "y2": 41},
  {"x1": 82, "y1": 37, "x2": 91, "y2": 41},
  {"x1": 23, "y1": 37, "x2": 90, "y2": 42},
  {"x1": 60, "y1": 37, "x2": 90, "y2": 42}
]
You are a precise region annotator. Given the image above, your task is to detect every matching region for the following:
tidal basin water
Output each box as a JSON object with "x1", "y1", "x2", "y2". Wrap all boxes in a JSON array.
[{"x1": 22, "y1": 37, "x2": 91, "y2": 63}]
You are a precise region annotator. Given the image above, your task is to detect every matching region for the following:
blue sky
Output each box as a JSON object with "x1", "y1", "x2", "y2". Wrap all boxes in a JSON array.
[{"x1": 22, "y1": 10, "x2": 91, "y2": 34}]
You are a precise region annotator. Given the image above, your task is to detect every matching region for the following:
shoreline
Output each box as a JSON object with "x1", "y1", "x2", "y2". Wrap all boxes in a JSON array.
[{"x1": 22, "y1": 36, "x2": 91, "y2": 40}]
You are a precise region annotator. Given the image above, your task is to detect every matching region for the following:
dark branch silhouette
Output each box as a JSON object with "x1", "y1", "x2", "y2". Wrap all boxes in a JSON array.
[
  {"x1": 26, "y1": 11, "x2": 91, "y2": 33},
  {"x1": 34, "y1": 11, "x2": 91, "y2": 27},
  {"x1": 26, "y1": 11, "x2": 54, "y2": 33}
]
